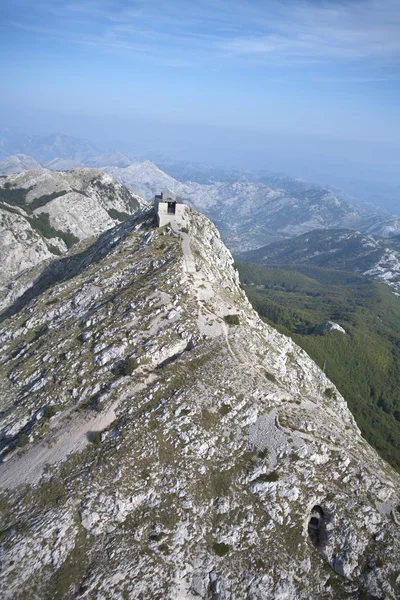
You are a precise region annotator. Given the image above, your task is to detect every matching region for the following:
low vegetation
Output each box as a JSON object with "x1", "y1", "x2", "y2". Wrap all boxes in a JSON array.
[
  {"x1": 212, "y1": 542, "x2": 231, "y2": 556},
  {"x1": 27, "y1": 212, "x2": 79, "y2": 248},
  {"x1": 224, "y1": 314, "x2": 240, "y2": 325},
  {"x1": 120, "y1": 356, "x2": 139, "y2": 376},
  {"x1": 107, "y1": 208, "x2": 131, "y2": 222}
]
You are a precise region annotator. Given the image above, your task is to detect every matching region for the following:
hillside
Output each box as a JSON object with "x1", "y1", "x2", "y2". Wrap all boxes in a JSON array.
[
  {"x1": 0, "y1": 168, "x2": 145, "y2": 309},
  {"x1": 0, "y1": 207, "x2": 399, "y2": 599},
  {"x1": 238, "y1": 228, "x2": 400, "y2": 295},
  {"x1": 237, "y1": 261, "x2": 400, "y2": 471}
]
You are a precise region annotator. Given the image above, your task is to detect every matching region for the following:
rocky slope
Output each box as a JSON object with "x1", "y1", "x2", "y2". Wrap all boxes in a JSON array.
[
  {"x1": 0, "y1": 208, "x2": 399, "y2": 599},
  {"x1": 238, "y1": 229, "x2": 400, "y2": 295},
  {"x1": 0, "y1": 168, "x2": 146, "y2": 309}
]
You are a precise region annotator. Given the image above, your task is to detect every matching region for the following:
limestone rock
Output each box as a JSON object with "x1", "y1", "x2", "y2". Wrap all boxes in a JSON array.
[
  {"x1": 0, "y1": 207, "x2": 399, "y2": 599},
  {"x1": 314, "y1": 321, "x2": 346, "y2": 335}
]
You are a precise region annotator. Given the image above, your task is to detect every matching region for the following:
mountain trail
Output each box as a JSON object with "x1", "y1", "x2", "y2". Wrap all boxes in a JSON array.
[{"x1": 0, "y1": 370, "x2": 155, "y2": 490}]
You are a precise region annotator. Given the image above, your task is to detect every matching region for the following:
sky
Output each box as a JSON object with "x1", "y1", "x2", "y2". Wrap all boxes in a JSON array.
[{"x1": 1, "y1": 0, "x2": 399, "y2": 186}]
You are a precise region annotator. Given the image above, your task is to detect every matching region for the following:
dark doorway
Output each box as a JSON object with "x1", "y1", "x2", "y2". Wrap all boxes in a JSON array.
[
  {"x1": 167, "y1": 202, "x2": 176, "y2": 214},
  {"x1": 308, "y1": 505, "x2": 328, "y2": 547}
]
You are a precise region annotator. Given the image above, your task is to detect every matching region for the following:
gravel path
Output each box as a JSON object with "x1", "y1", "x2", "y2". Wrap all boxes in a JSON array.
[
  {"x1": 0, "y1": 375, "x2": 153, "y2": 490},
  {"x1": 0, "y1": 403, "x2": 118, "y2": 489}
]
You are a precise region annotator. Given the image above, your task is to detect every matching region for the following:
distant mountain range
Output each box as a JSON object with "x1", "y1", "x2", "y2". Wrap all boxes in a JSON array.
[
  {"x1": 101, "y1": 160, "x2": 400, "y2": 251},
  {"x1": 0, "y1": 129, "x2": 101, "y2": 163},
  {"x1": 1, "y1": 128, "x2": 400, "y2": 253},
  {"x1": 238, "y1": 228, "x2": 400, "y2": 295}
]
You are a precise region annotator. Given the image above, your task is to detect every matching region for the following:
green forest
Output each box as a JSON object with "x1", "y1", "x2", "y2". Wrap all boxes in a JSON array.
[{"x1": 237, "y1": 261, "x2": 400, "y2": 472}]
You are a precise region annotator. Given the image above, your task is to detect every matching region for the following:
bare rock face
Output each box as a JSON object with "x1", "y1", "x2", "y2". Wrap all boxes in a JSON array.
[
  {"x1": 314, "y1": 321, "x2": 346, "y2": 335},
  {"x1": 0, "y1": 168, "x2": 147, "y2": 310},
  {"x1": 0, "y1": 208, "x2": 399, "y2": 599}
]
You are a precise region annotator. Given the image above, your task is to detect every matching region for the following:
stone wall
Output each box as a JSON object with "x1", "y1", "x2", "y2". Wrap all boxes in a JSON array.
[{"x1": 157, "y1": 202, "x2": 187, "y2": 227}]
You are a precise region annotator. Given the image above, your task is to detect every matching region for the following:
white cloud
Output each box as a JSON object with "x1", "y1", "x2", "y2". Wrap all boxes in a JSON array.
[
  {"x1": 5, "y1": 0, "x2": 400, "y2": 69},
  {"x1": 217, "y1": 0, "x2": 400, "y2": 63}
]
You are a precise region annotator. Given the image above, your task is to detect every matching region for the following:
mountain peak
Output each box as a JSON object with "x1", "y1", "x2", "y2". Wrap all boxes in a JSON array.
[
  {"x1": 0, "y1": 154, "x2": 42, "y2": 175},
  {"x1": 0, "y1": 207, "x2": 399, "y2": 599}
]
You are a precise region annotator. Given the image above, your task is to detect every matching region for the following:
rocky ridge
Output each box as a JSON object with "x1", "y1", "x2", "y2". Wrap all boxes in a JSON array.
[
  {"x1": 0, "y1": 207, "x2": 399, "y2": 599},
  {"x1": 0, "y1": 168, "x2": 146, "y2": 309}
]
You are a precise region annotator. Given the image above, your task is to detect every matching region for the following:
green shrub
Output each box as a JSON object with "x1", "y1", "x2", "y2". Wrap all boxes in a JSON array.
[
  {"x1": 17, "y1": 433, "x2": 29, "y2": 447},
  {"x1": 264, "y1": 370, "x2": 277, "y2": 383},
  {"x1": 0, "y1": 184, "x2": 31, "y2": 208},
  {"x1": 258, "y1": 448, "x2": 269, "y2": 460},
  {"x1": 30, "y1": 191, "x2": 68, "y2": 210},
  {"x1": 237, "y1": 260, "x2": 400, "y2": 473},
  {"x1": 224, "y1": 314, "x2": 240, "y2": 326},
  {"x1": 89, "y1": 431, "x2": 102, "y2": 446},
  {"x1": 47, "y1": 244, "x2": 63, "y2": 256},
  {"x1": 212, "y1": 542, "x2": 231, "y2": 557},
  {"x1": 27, "y1": 212, "x2": 79, "y2": 248},
  {"x1": 120, "y1": 357, "x2": 139, "y2": 376},
  {"x1": 43, "y1": 405, "x2": 59, "y2": 419},
  {"x1": 219, "y1": 403, "x2": 232, "y2": 416}
]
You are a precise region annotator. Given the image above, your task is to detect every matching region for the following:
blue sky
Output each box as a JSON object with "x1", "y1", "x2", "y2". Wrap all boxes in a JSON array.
[{"x1": 1, "y1": 0, "x2": 399, "y2": 184}]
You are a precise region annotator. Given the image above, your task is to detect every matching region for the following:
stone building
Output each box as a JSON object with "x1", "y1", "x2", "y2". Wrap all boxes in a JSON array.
[{"x1": 155, "y1": 189, "x2": 187, "y2": 227}]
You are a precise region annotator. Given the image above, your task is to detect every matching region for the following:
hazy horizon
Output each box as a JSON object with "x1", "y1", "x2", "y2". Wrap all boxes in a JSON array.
[{"x1": 1, "y1": 0, "x2": 399, "y2": 187}]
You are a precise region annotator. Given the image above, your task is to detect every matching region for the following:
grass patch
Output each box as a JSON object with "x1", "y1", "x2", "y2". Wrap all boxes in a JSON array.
[
  {"x1": 201, "y1": 407, "x2": 220, "y2": 430},
  {"x1": 47, "y1": 528, "x2": 91, "y2": 600},
  {"x1": 253, "y1": 471, "x2": 279, "y2": 483},
  {"x1": 219, "y1": 403, "x2": 232, "y2": 416},
  {"x1": 224, "y1": 314, "x2": 240, "y2": 326}
]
